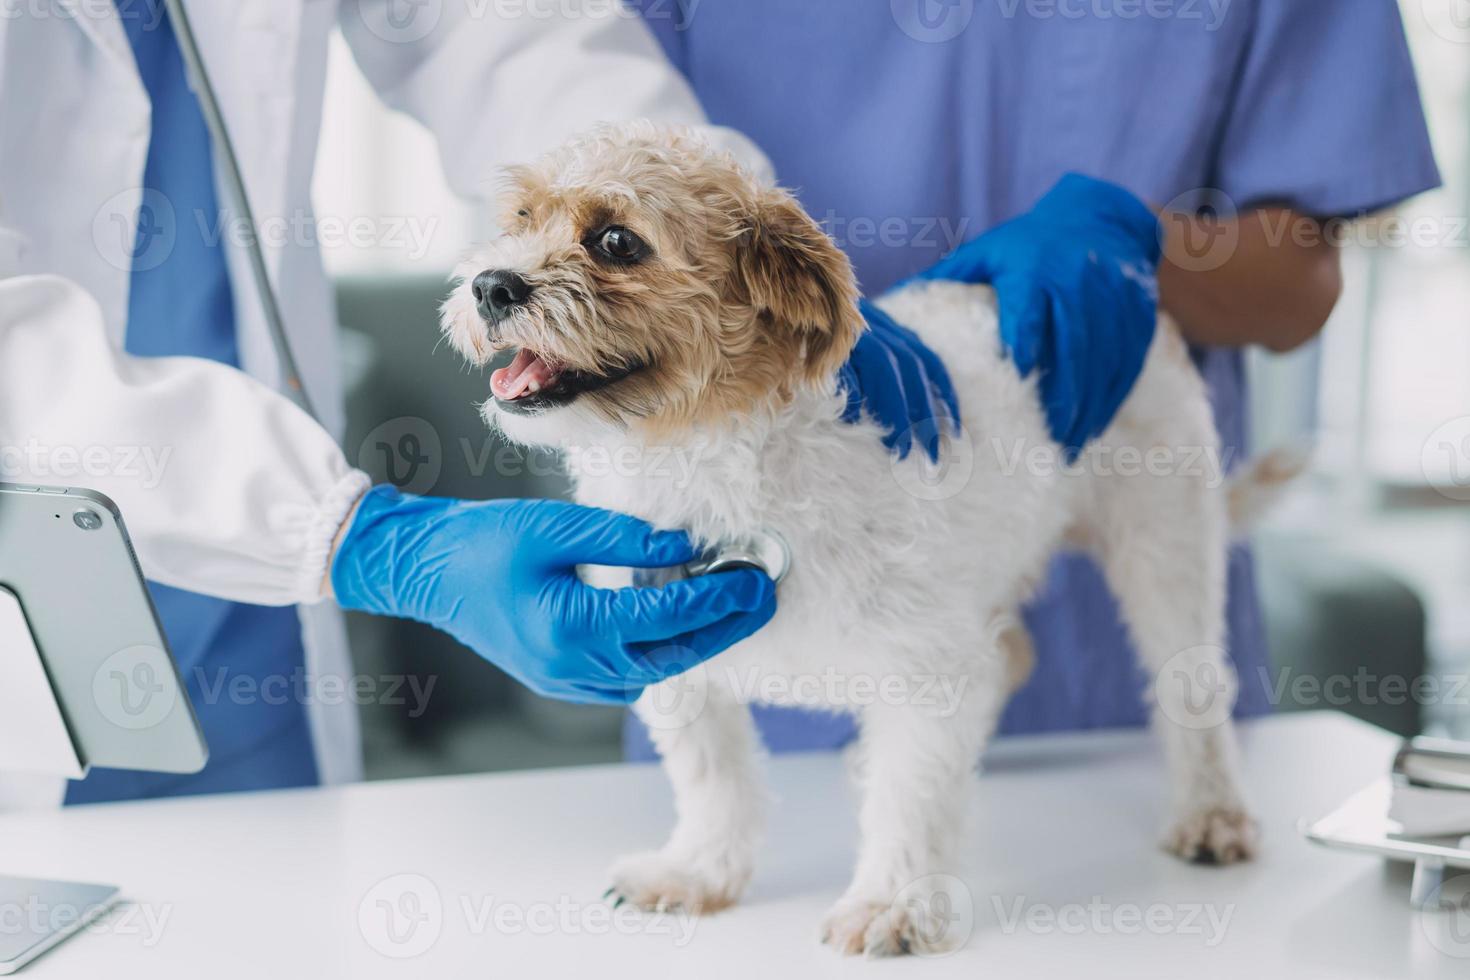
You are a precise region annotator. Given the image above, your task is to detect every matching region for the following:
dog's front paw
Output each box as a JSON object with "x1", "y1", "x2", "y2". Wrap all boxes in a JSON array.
[
  {"x1": 606, "y1": 849, "x2": 747, "y2": 914},
  {"x1": 819, "y1": 890, "x2": 965, "y2": 958},
  {"x1": 1164, "y1": 805, "x2": 1259, "y2": 864}
]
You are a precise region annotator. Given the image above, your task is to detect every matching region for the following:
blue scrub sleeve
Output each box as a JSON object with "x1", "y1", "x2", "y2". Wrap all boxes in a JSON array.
[{"x1": 1212, "y1": 0, "x2": 1440, "y2": 218}]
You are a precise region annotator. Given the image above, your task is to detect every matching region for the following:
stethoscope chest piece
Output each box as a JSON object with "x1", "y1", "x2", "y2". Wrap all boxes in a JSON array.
[
  {"x1": 633, "y1": 528, "x2": 791, "y2": 588},
  {"x1": 683, "y1": 528, "x2": 790, "y2": 584}
]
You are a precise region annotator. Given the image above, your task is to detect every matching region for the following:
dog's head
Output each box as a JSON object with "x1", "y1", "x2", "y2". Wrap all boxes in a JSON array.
[{"x1": 441, "y1": 122, "x2": 864, "y2": 447}]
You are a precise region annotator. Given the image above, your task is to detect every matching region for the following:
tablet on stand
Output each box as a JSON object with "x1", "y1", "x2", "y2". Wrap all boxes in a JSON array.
[{"x1": 0, "y1": 485, "x2": 208, "y2": 973}]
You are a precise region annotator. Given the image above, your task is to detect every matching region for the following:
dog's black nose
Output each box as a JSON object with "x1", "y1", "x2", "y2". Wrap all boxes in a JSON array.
[{"x1": 472, "y1": 270, "x2": 533, "y2": 322}]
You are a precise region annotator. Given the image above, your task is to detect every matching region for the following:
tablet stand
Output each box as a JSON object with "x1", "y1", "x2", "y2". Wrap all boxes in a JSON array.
[{"x1": 0, "y1": 587, "x2": 119, "y2": 972}]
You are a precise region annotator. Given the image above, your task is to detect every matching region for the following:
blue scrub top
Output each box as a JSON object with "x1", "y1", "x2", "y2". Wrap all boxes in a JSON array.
[
  {"x1": 65, "y1": 1, "x2": 319, "y2": 803},
  {"x1": 625, "y1": 0, "x2": 1440, "y2": 755}
]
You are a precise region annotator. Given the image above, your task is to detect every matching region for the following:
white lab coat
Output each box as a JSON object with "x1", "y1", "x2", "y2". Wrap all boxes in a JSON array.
[{"x1": 0, "y1": 0, "x2": 766, "y2": 806}]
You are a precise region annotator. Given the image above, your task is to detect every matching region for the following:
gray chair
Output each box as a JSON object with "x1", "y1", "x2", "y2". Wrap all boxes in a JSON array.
[{"x1": 1255, "y1": 535, "x2": 1427, "y2": 736}]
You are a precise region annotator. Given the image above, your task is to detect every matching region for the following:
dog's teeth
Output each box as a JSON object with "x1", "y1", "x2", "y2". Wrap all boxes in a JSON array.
[{"x1": 527, "y1": 380, "x2": 540, "y2": 394}]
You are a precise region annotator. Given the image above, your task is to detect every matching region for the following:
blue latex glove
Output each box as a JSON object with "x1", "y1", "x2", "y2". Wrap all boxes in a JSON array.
[
  {"x1": 331, "y1": 486, "x2": 777, "y2": 704},
  {"x1": 916, "y1": 173, "x2": 1161, "y2": 457},
  {"x1": 838, "y1": 299, "x2": 961, "y2": 462}
]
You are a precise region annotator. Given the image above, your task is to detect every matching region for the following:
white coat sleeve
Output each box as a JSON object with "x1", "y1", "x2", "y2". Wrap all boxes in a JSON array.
[
  {"x1": 339, "y1": 0, "x2": 774, "y2": 192},
  {"x1": 0, "y1": 268, "x2": 370, "y2": 606}
]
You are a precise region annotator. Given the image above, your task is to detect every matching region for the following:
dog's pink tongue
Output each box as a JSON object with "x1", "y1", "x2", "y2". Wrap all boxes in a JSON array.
[{"x1": 491, "y1": 349, "x2": 558, "y2": 399}]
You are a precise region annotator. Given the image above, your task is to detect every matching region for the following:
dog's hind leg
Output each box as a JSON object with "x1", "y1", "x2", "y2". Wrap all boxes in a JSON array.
[
  {"x1": 820, "y1": 662, "x2": 1003, "y2": 957},
  {"x1": 607, "y1": 678, "x2": 764, "y2": 914},
  {"x1": 1088, "y1": 464, "x2": 1258, "y2": 865}
]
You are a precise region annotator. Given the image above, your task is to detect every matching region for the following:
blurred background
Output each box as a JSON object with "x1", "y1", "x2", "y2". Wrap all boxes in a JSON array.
[{"x1": 312, "y1": 2, "x2": 1470, "y2": 779}]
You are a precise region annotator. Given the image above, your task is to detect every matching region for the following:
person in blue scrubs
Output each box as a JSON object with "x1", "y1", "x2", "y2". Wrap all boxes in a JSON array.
[{"x1": 625, "y1": 0, "x2": 1441, "y2": 755}]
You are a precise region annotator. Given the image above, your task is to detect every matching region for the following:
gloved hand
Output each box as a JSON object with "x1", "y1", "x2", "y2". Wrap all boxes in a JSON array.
[
  {"x1": 331, "y1": 486, "x2": 777, "y2": 704},
  {"x1": 916, "y1": 173, "x2": 1161, "y2": 457},
  {"x1": 838, "y1": 299, "x2": 961, "y2": 462}
]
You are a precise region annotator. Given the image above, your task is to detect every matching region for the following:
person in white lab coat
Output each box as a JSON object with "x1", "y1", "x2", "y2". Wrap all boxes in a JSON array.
[{"x1": 0, "y1": 1, "x2": 801, "y2": 805}]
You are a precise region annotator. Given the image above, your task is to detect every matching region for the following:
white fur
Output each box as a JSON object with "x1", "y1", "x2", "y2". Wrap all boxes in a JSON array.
[{"x1": 487, "y1": 280, "x2": 1257, "y2": 956}]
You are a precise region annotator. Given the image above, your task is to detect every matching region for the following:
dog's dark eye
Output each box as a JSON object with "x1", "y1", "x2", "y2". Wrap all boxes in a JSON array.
[{"x1": 591, "y1": 226, "x2": 650, "y2": 264}]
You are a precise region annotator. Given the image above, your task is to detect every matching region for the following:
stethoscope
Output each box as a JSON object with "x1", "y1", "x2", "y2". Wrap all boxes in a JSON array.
[{"x1": 163, "y1": 0, "x2": 318, "y2": 423}]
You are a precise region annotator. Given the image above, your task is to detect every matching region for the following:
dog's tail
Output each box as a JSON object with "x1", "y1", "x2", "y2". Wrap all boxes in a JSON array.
[{"x1": 1226, "y1": 447, "x2": 1310, "y2": 536}]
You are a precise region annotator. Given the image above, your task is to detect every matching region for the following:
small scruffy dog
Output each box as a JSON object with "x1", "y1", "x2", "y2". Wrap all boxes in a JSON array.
[{"x1": 442, "y1": 122, "x2": 1277, "y2": 957}]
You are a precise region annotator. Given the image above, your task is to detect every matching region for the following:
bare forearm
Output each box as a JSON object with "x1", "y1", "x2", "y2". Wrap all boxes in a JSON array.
[{"x1": 1157, "y1": 207, "x2": 1343, "y2": 352}]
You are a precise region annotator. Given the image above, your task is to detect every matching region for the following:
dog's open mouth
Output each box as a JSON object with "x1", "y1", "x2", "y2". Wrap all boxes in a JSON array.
[{"x1": 490, "y1": 347, "x2": 642, "y2": 414}]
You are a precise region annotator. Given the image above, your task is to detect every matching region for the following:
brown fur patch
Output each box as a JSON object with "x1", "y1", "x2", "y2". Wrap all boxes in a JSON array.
[{"x1": 444, "y1": 122, "x2": 866, "y2": 436}]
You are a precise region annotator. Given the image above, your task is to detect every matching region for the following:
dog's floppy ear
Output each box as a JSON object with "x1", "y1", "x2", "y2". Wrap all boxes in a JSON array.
[{"x1": 731, "y1": 188, "x2": 864, "y2": 384}]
